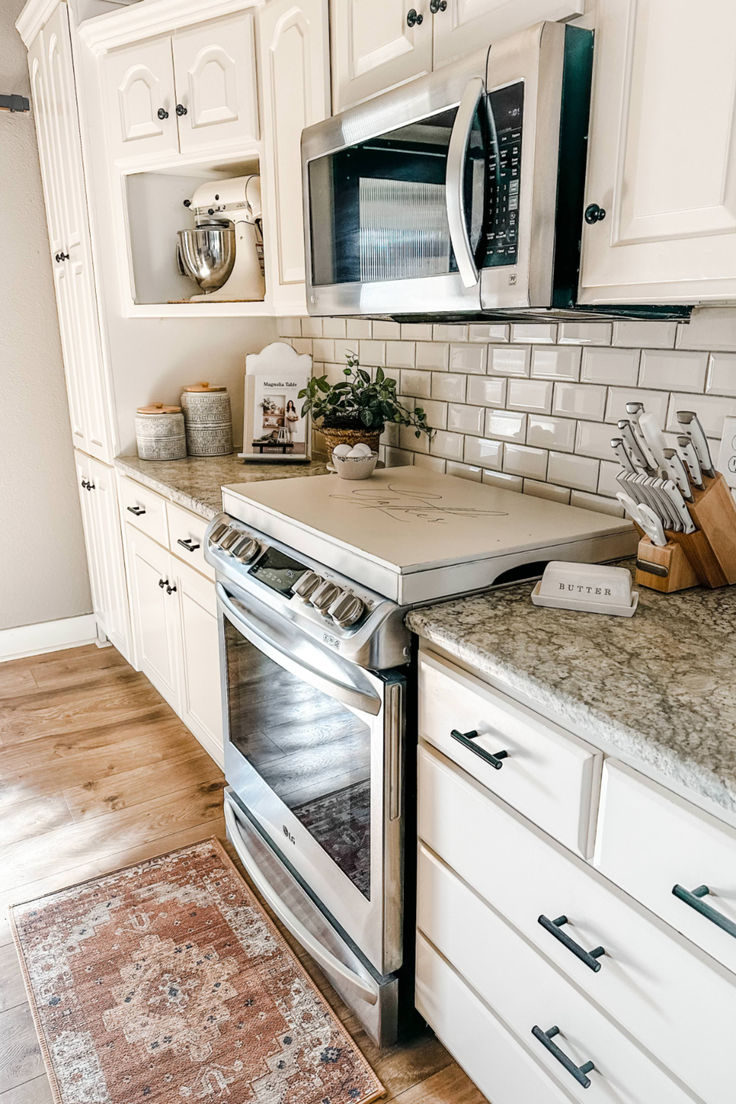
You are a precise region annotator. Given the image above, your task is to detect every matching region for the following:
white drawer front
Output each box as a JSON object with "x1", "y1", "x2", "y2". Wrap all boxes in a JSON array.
[
  {"x1": 419, "y1": 744, "x2": 736, "y2": 1103},
  {"x1": 118, "y1": 474, "x2": 168, "y2": 547},
  {"x1": 418, "y1": 649, "x2": 600, "y2": 855},
  {"x1": 167, "y1": 501, "x2": 213, "y2": 580},
  {"x1": 415, "y1": 934, "x2": 571, "y2": 1104},
  {"x1": 595, "y1": 760, "x2": 736, "y2": 977},
  {"x1": 417, "y1": 846, "x2": 694, "y2": 1104}
]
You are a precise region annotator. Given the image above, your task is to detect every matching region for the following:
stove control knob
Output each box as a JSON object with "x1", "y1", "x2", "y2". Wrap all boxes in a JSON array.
[
  {"x1": 210, "y1": 522, "x2": 229, "y2": 545},
  {"x1": 329, "y1": 592, "x2": 365, "y2": 628},
  {"x1": 292, "y1": 571, "x2": 322, "y2": 601},
  {"x1": 311, "y1": 580, "x2": 340, "y2": 612},
  {"x1": 233, "y1": 537, "x2": 260, "y2": 563},
  {"x1": 220, "y1": 529, "x2": 242, "y2": 553}
]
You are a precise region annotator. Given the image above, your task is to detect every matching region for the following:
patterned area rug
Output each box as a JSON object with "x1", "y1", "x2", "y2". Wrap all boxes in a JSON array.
[{"x1": 10, "y1": 838, "x2": 385, "y2": 1104}]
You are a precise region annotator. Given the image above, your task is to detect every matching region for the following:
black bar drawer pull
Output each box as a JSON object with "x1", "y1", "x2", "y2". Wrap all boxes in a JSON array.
[
  {"x1": 450, "y1": 728, "x2": 507, "y2": 770},
  {"x1": 127, "y1": 505, "x2": 146, "y2": 516},
  {"x1": 672, "y1": 884, "x2": 736, "y2": 939},
  {"x1": 177, "y1": 538, "x2": 201, "y2": 553},
  {"x1": 538, "y1": 915, "x2": 605, "y2": 972},
  {"x1": 532, "y1": 1025, "x2": 595, "y2": 1088}
]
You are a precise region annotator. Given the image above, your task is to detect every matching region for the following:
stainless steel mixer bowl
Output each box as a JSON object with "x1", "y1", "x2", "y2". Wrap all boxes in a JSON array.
[{"x1": 176, "y1": 223, "x2": 235, "y2": 292}]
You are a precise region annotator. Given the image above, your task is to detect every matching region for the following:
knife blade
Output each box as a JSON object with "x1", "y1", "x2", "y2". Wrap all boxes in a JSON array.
[
  {"x1": 635, "y1": 473, "x2": 677, "y2": 530},
  {"x1": 611, "y1": 437, "x2": 638, "y2": 474},
  {"x1": 650, "y1": 476, "x2": 682, "y2": 531},
  {"x1": 639, "y1": 411, "x2": 669, "y2": 474},
  {"x1": 676, "y1": 411, "x2": 715, "y2": 478},
  {"x1": 625, "y1": 401, "x2": 659, "y2": 472},
  {"x1": 661, "y1": 478, "x2": 697, "y2": 534},
  {"x1": 617, "y1": 420, "x2": 649, "y2": 471},
  {"x1": 676, "y1": 435, "x2": 704, "y2": 489},
  {"x1": 662, "y1": 447, "x2": 693, "y2": 501},
  {"x1": 616, "y1": 493, "x2": 667, "y2": 546}
]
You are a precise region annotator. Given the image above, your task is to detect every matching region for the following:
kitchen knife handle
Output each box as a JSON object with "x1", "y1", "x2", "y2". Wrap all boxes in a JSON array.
[
  {"x1": 672, "y1": 885, "x2": 736, "y2": 939},
  {"x1": 531, "y1": 1026, "x2": 595, "y2": 1088},
  {"x1": 676, "y1": 411, "x2": 715, "y2": 476},
  {"x1": 450, "y1": 729, "x2": 507, "y2": 770},
  {"x1": 538, "y1": 915, "x2": 605, "y2": 972}
]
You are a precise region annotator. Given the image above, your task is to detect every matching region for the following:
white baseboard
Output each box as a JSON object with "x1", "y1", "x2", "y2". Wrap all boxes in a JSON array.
[{"x1": 0, "y1": 614, "x2": 98, "y2": 663}]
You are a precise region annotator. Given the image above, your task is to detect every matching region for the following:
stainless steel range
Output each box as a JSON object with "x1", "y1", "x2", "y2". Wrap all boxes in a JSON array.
[{"x1": 205, "y1": 468, "x2": 634, "y2": 1045}]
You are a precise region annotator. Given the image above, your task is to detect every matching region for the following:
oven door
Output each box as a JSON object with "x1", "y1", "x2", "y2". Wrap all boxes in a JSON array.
[{"x1": 217, "y1": 581, "x2": 404, "y2": 977}]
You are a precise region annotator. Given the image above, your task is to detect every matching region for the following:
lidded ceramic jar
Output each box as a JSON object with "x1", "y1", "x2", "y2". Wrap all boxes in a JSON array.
[
  {"x1": 135, "y1": 403, "x2": 187, "y2": 461},
  {"x1": 180, "y1": 382, "x2": 233, "y2": 457}
]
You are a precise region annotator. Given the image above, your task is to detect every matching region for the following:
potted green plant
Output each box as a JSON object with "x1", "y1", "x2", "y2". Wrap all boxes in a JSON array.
[{"x1": 299, "y1": 351, "x2": 433, "y2": 456}]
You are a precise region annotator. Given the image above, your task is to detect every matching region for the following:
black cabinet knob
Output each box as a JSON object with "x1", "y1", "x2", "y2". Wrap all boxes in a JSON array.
[
  {"x1": 166, "y1": 583, "x2": 178, "y2": 595},
  {"x1": 176, "y1": 103, "x2": 187, "y2": 116},
  {"x1": 430, "y1": 0, "x2": 447, "y2": 11},
  {"x1": 158, "y1": 578, "x2": 168, "y2": 589},
  {"x1": 157, "y1": 107, "x2": 169, "y2": 120},
  {"x1": 407, "y1": 8, "x2": 423, "y2": 26},
  {"x1": 584, "y1": 203, "x2": 607, "y2": 224},
  {"x1": 81, "y1": 479, "x2": 89, "y2": 489}
]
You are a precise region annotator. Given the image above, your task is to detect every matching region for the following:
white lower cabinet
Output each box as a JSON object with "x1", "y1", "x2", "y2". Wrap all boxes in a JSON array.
[{"x1": 123, "y1": 496, "x2": 223, "y2": 766}]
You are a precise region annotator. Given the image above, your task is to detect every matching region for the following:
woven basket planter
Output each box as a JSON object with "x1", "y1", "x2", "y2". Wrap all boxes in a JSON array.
[{"x1": 320, "y1": 425, "x2": 382, "y2": 456}]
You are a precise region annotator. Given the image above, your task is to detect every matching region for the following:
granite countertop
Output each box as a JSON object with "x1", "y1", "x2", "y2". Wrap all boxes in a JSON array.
[
  {"x1": 115, "y1": 453, "x2": 328, "y2": 519},
  {"x1": 407, "y1": 567, "x2": 736, "y2": 816}
]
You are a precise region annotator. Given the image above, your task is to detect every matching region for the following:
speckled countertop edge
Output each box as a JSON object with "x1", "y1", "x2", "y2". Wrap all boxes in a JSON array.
[{"x1": 407, "y1": 571, "x2": 736, "y2": 817}]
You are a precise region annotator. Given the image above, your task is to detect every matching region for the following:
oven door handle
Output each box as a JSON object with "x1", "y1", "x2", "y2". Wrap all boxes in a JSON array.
[
  {"x1": 224, "y1": 797, "x2": 379, "y2": 1004},
  {"x1": 446, "y1": 76, "x2": 484, "y2": 289},
  {"x1": 216, "y1": 583, "x2": 381, "y2": 717}
]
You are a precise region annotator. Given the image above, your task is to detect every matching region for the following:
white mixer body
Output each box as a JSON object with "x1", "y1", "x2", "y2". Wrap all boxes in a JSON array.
[{"x1": 185, "y1": 175, "x2": 265, "y2": 302}]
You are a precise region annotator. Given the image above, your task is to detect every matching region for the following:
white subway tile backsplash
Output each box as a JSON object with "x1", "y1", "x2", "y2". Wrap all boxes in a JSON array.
[
  {"x1": 676, "y1": 308, "x2": 736, "y2": 352},
  {"x1": 384, "y1": 447, "x2": 414, "y2": 467},
  {"x1": 706, "y1": 353, "x2": 736, "y2": 397},
  {"x1": 553, "y1": 382, "x2": 607, "y2": 421},
  {"x1": 301, "y1": 317, "x2": 323, "y2": 338},
  {"x1": 482, "y1": 470, "x2": 523, "y2": 491},
  {"x1": 312, "y1": 338, "x2": 334, "y2": 362},
  {"x1": 434, "y1": 324, "x2": 468, "y2": 342},
  {"x1": 372, "y1": 320, "x2": 401, "y2": 339},
  {"x1": 531, "y1": 346, "x2": 581, "y2": 381},
  {"x1": 575, "y1": 420, "x2": 619, "y2": 461},
  {"x1": 431, "y1": 372, "x2": 467, "y2": 402},
  {"x1": 346, "y1": 318, "x2": 372, "y2": 339},
  {"x1": 639, "y1": 349, "x2": 708, "y2": 392},
  {"x1": 526, "y1": 415, "x2": 576, "y2": 453},
  {"x1": 524, "y1": 479, "x2": 571, "y2": 504},
  {"x1": 448, "y1": 403, "x2": 485, "y2": 436},
  {"x1": 431, "y1": 430, "x2": 465, "y2": 462},
  {"x1": 277, "y1": 316, "x2": 301, "y2": 337},
  {"x1": 417, "y1": 341, "x2": 450, "y2": 370},
  {"x1": 447, "y1": 462, "x2": 482, "y2": 481},
  {"x1": 665, "y1": 393, "x2": 736, "y2": 439},
  {"x1": 450, "y1": 343, "x2": 486, "y2": 374},
  {"x1": 467, "y1": 375, "x2": 507, "y2": 408},
  {"x1": 511, "y1": 323, "x2": 557, "y2": 344},
  {"x1": 468, "y1": 323, "x2": 509, "y2": 342},
  {"x1": 581, "y1": 346, "x2": 639, "y2": 387},
  {"x1": 558, "y1": 322, "x2": 612, "y2": 346},
  {"x1": 464, "y1": 436, "x2": 503, "y2": 470},
  {"x1": 420, "y1": 399, "x2": 448, "y2": 429},
  {"x1": 597, "y1": 460, "x2": 623, "y2": 498},
  {"x1": 605, "y1": 387, "x2": 669, "y2": 426},
  {"x1": 485, "y1": 409, "x2": 526, "y2": 442},
  {"x1": 400, "y1": 369, "x2": 431, "y2": 399},
  {"x1": 358, "y1": 339, "x2": 386, "y2": 366},
  {"x1": 292, "y1": 338, "x2": 312, "y2": 356},
  {"x1": 322, "y1": 318, "x2": 347, "y2": 339},
  {"x1": 414, "y1": 453, "x2": 446, "y2": 473},
  {"x1": 507, "y1": 378, "x2": 553, "y2": 414},
  {"x1": 488, "y1": 345, "x2": 530, "y2": 377},
  {"x1": 400, "y1": 322, "x2": 433, "y2": 340},
  {"x1": 503, "y1": 443, "x2": 548, "y2": 480},
  {"x1": 400, "y1": 424, "x2": 429, "y2": 453},
  {"x1": 547, "y1": 451, "x2": 599, "y2": 492},
  {"x1": 612, "y1": 320, "x2": 677, "y2": 349},
  {"x1": 385, "y1": 341, "x2": 415, "y2": 368}
]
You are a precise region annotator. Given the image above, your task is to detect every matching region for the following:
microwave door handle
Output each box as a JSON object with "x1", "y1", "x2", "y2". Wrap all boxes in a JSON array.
[
  {"x1": 446, "y1": 77, "x2": 484, "y2": 289},
  {"x1": 216, "y1": 583, "x2": 381, "y2": 717}
]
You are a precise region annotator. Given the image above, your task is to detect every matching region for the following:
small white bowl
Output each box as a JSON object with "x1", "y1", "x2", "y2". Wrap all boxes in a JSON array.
[{"x1": 331, "y1": 450, "x2": 379, "y2": 480}]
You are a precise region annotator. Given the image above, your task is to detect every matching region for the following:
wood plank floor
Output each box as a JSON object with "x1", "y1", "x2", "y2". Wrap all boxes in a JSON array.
[{"x1": 0, "y1": 643, "x2": 487, "y2": 1104}]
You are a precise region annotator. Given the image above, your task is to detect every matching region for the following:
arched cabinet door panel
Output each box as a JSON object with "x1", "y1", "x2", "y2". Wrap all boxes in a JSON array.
[
  {"x1": 103, "y1": 36, "x2": 178, "y2": 161},
  {"x1": 173, "y1": 13, "x2": 259, "y2": 154}
]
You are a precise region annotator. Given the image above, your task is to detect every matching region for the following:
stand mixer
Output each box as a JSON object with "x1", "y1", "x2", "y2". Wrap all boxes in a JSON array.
[{"x1": 177, "y1": 175, "x2": 265, "y2": 302}]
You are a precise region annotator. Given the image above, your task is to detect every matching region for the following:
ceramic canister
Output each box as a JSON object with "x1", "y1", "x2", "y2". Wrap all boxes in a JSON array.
[
  {"x1": 135, "y1": 404, "x2": 187, "y2": 461},
  {"x1": 180, "y1": 382, "x2": 233, "y2": 457}
]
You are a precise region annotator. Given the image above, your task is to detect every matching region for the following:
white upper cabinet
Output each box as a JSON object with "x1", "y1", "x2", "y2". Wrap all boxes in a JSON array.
[
  {"x1": 102, "y1": 13, "x2": 259, "y2": 162},
  {"x1": 103, "y1": 37, "x2": 179, "y2": 161},
  {"x1": 331, "y1": 0, "x2": 432, "y2": 112},
  {"x1": 27, "y1": 3, "x2": 114, "y2": 462},
  {"x1": 579, "y1": 0, "x2": 736, "y2": 304},
  {"x1": 432, "y1": 0, "x2": 584, "y2": 68},
  {"x1": 259, "y1": 0, "x2": 330, "y2": 311},
  {"x1": 172, "y1": 13, "x2": 259, "y2": 154}
]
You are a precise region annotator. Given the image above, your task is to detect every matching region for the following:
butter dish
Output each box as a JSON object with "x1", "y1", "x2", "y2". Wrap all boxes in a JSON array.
[{"x1": 531, "y1": 561, "x2": 638, "y2": 617}]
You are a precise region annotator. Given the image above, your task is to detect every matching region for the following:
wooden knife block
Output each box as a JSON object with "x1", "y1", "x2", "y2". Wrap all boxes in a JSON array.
[{"x1": 635, "y1": 472, "x2": 736, "y2": 592}]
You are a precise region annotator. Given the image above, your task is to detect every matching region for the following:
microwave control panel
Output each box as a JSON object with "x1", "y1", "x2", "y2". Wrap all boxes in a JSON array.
[{"x1": 484, "y1": 80, "x2": 523, "y2": 268}]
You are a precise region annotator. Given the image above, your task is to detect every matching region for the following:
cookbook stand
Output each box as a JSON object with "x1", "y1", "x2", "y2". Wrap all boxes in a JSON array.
[{"x1": 635, "y1": 472, "x2": 736, "y2": 592}]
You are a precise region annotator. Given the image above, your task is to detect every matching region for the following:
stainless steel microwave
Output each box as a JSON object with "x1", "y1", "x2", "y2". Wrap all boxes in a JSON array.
[{"x1": 301, "y1": 22, "x2": 690, "y2": 322}]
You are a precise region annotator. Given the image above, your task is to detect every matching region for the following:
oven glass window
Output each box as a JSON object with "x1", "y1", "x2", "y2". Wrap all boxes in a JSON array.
[
  {"x1": 308, "y1": 103, "x2": 488, "y2": 287},
  {"x1": 225, "y1": 621, "x2": 372, "y2": 899}
]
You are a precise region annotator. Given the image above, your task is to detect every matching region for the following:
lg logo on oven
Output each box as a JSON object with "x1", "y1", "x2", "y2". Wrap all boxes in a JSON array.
[
  {"x1": 323, "y1": 632, "x2": 340, "y2": 650},
  {"x1": 282, "y1": 825, "x2": 296, "y2": 845}
]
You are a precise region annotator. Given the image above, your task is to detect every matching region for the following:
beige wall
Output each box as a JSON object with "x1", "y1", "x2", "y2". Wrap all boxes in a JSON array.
[{"x1": 0, "y1": 0, "x2": 91, "y2": 631}]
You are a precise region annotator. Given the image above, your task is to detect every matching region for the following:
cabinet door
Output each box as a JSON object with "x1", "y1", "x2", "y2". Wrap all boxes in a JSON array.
[
  {"x1": 103, "y1": 37, "x2": 178, "y2": 161},
  {"x1": 172, "y1": 13, "x2": 259, "y2": 154},
  {"x1": 126, "y1": 527, "x2": 179, "y2": 709},
  {"x1": 74, "y1": 452, "x2": 103, "y2": 625},
  {"x1": 259, "y1": 0, "x2": 330, "y2": 311},
  {"x1": 331, "y1": 0, "x2": 432, "y2": 112},
  {"x1": 87, "y1": 457, "x2": 131, "y2": 659},
  {"x1": 432, "y1": 0, "x2": 584, "y2": 69},
  {"x1": 173, "y1": 562, "x2": 223, "y2": 767},
  {"x1": 579, "y1": 0, "x2": 736, "y2": 304}
]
